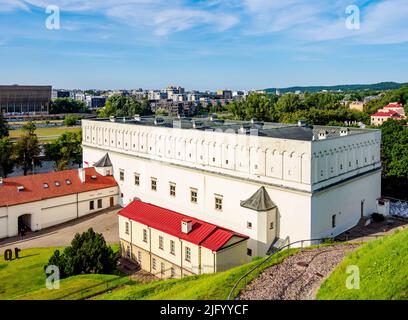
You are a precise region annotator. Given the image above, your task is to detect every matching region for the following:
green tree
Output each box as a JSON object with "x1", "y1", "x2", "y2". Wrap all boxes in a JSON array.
[
  {"x1": 0, "y1": 137, "x2": 14, "y2": 177},
  {"x1": 45, "y1": 228, "x2": 117, "y2": 279},
  {"x1": 98, "y1": 96, "x2": 152, "y2": 118},
  {"x1": 14, "y1": 122, "x2": 41, "y2": 176},
  {"x1": 49, "y1": 98, "x2": 88, "y2": 114},
  {"x1": 0, "y1": 113, "x2": 9, "y2": 138},
  {"x1": 63, "y1": 115, "x2": 80, "y2": 126},
  {"x1": 44, "y1": 131, "x2": 82, "y2": 171}
]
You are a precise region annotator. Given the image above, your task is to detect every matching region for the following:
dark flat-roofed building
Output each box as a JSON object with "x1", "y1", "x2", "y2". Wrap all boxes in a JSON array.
[{"x1": 0, "y1": 85, "x2": 52, "y2": 115}]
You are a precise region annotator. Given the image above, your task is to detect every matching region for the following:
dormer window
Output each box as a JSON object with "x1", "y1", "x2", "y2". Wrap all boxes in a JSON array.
[
  {"x1": 65, "y1": 179, "x2": 71, "y2": 185},
  {"x1": 54, "y1": 181, "x2": 60, "y2": 187},
  {"x1": 43, "y1": 183, "x2": 49, "y2": 189}
]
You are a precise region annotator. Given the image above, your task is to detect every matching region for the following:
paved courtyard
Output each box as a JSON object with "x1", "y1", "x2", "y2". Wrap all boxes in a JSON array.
[{"x1": 0, "y1": 207, "x2": 120, "y2": 250}]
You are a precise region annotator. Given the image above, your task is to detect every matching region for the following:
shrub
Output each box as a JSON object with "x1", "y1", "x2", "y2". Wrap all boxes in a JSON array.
[{"x1": 45, "y1": 228, "x2": 117, "y2": 279}]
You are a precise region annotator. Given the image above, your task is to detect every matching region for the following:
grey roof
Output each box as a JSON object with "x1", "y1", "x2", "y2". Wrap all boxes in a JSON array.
[
  {"x1": 93, "y1": 153, "x2": 112, "y2": 167},
  {"x1": 240, "y1": 186, "x2": 277, "y2": 211},
  {"x1": 89, "y1": 116, "x2": 376, "y2": 142}
]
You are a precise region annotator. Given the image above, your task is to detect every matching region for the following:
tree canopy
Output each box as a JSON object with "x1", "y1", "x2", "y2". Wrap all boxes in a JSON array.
[
  {"x1": 98, "y1": 96, "x2": 152, "y2": 118},
  {"x1": 49, "y1": 98, "x2": 88, "y2": 114}
]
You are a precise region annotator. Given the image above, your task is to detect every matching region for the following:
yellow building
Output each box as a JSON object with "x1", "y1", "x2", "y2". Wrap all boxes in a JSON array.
[{"x1": 118, "y1": 200, "x2": 249, "y2": 278}]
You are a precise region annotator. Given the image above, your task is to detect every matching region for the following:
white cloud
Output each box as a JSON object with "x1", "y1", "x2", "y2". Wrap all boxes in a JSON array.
[{"x1": 0, "y1": 0, "x2": 29, "y2": 12}]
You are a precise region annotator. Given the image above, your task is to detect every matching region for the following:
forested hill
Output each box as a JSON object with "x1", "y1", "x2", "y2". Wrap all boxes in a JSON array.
[{"x1": 265, "y1": 82, "x2": 407, "y2": 93}]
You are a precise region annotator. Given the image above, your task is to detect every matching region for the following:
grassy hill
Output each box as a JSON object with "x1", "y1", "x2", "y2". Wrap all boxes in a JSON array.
[
  {"x1": 317, "y1": 228, "x2": 408, "y2": 300},
  {"x1": 0, "y1": 245, "x2": 130, "y2": 300}
]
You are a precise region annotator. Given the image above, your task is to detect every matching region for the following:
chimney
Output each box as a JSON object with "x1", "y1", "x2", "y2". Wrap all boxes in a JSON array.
[
  {"x1": 181, "y1": 219, "x2": 193, "y2": 234},
  {"x1": 78, "y1": 168, "x2": 86, "y2": 183}
]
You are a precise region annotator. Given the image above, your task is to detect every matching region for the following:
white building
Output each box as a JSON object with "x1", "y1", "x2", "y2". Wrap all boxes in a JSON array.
[
  {"x1": 82, "y1": 117, "x2": 382, "y2": 257},
  {"x1": 118, "y1": 200, "x2": 248, "y2": 278},
  {"x1": 0, "y1": 166, "x2": 118, "y2": 239}
]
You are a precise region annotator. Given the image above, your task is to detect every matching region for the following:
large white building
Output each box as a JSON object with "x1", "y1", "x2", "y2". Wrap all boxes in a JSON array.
[{"x1": 82, "y1": 117, "x2": 382, "y2": 257}]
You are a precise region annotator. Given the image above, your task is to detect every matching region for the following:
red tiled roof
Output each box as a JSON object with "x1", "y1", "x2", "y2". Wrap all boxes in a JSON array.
[
  {"x1": 384, "y1": 102, "x2": 403, "y2": 108},
  {"x1": 371, "y1": 110, "x2": 403, "y2": 118},
  {"x1": 0, "y1": 168, "x2": 117, "y2": 207},
  {"x1": 118, "y1": 200, "x2": 248, "y2": 251}
]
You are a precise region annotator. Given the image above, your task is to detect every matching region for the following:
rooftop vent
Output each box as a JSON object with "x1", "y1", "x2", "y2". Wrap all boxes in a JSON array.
[
  {"x1": 239, "y1": 124, "x2": 251, "y2": 134},
  {"x1": 43, "y1": 183, "x2": 49, "y2": 189},
  {"x1": 318, "y1": 130, "x2": 328, "y2": 140},
  {"x1": 191, "y1": 120, "x2": 204, "y2": 129},
  {"x1": 209, "y1": 114, "x2": 218, "y2": 121},
  {"x1": 91, "y1": 175, "x2": 97, "y2": 180},
  {"x1": 181, "y1": 219, "x2": 193, "y2": 234},
  {"x1": 109, "y1": 116, "x2": 115, "y2": 122},
  {"x1": 339, "y1": 128, "x2": 349, "y2": 136},
  {"x1": 134, "y1": 114, "x2": 141, "y2": 121},
  {"x1": 65, "y1": 179, "x2": 72, "y2": 185},
  {"x1": 298, "y1": 119, "x2": 307, "y2": 127},
  {"x1": 17, "y1": 186, "x2": 24, "y2": 192},
  {"x1": 54, "y1": 181, "x2": 60, "y2": 187}
]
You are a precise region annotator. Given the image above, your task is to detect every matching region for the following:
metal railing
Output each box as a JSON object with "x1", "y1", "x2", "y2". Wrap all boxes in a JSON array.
[{"x1": 227, "y1": 230, "x2": 392, "y2": 300}]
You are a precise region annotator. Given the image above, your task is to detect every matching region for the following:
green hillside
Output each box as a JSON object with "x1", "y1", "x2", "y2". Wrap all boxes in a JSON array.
[{"x1": 317, "y1": 228, "x2": 408, "y2": 300}]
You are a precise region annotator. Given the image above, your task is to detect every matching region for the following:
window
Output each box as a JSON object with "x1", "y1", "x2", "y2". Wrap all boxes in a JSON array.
[
  {"x1": 212, "y1": 157, "x2": 215, "y2": 162},
  {"x1": 151, "y1": 178, "x2": 157, "y2": 191},
  {"x1": 161, "y1": 262, "x2": 165, "y2": 275},
  {"x1": 125, "y1": 222, "x2": 129, "y2": 235},
  {"x1": 134, "y1": 173, "x2": 140, "y2": 186},
  {"x1": 349, "y1": 161, "x2": 352, "y2": 167},
  {"x1": 143, "y1": 229, "x2": 148, "y2": 242},
  {"x1": 247, "y1": 222, "x2": 252, "y2": 229},
  {"x1": 159, "y1": 236, "x2": 164, "y2": 250},
  {"x1": 97, "y1": 199, "x2": 102, "y2": 209},
  {"x1": 332, "y1": 214, "x2": 336, "y2": 228},
  {"x1": 215, "y1": 195, "x2": 223, "y2": 211},
  {"x1": 152, "y1": 258, "x2": 156, "y2": 270},
  {"x1": 247, "y1": 248, "x2": 252, "y2": 256},
  {"x1": 254, "y1": 164, "x2": 258, "y2": 170},
  {"x1": 190, "y1": 188, "x2": 198, "y2": 204},
  {"x1": 340, "y1": 164, "x2": 343, "y2": 170},
  {"x1": 170, "y1": 267, "x2": 176, "y2": 278},
  {"x1": 65, "y1": 179, "x2": 71, "y2": 185},
  {"x1": 170, "y1": 240, "x2": 175, "y2": 255},
  {"x1": 137, "y1": 251, "x2": 142, "y2": 263},
  {"x1": 89, "y1": 201, "x2": 94, "y2": 210},
  {"x1": 185, "y1": 246, "x2": 191, "y2": 262},
  {"x1": 54, "y1": 181, "x2": 60, "y2": 187},
  {"x1": 169, "y1": 183, "x2": 176, "y2": 197},
  {"x1": 270, "y1": 222, "x2": 274, "y2": 230},
  {"x1": 225, "y1": 159, "x2": 229, "y2": 165},
  {"x1": 121, "y1": 193, "x2": 124, "y2": 198},
  {"x1": 43, "y1": 183, "x2": 49, "y2": 189},
  {"x1": 119, "y1": 169, "x2": 124, "y2": 181}
]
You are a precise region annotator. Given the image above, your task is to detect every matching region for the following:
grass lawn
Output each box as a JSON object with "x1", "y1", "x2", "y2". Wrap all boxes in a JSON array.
[
  {"x1": 9, "y1": 126, "x2": 81, "y2": 141},
  {"x1": 93, "y1": 249, "x2": 299, "y2": 300},
  {"x1": 317, "y1": 228, "x2": 408, "y2": 300},
  {"x1": 0, "y1": 245, "x2": 131, "y2": 300}
]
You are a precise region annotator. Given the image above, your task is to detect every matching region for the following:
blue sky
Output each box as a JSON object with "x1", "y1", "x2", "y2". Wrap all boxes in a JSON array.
[{"x1": 0, "y1": 0, "x2": 407, "y2": 90}]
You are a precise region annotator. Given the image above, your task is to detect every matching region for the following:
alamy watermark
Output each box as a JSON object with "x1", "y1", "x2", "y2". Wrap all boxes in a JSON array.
[
  {"x1": 345, "y1": 265, "x2": 360, "y2": 289},
  {"x1": 345, "y1": 5, "x2": 360, "y2": 30},
  {"x1": 45, "y1": 265, "x2": 60, "y2": 290},
  {"x1": 45, "y1": 5, "x2": 60, "y2": 30}
]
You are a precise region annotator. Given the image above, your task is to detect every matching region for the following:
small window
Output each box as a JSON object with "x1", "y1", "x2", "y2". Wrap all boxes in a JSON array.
[
  {"x1": 151, "y1": 178, "x2": 157, "y2": 191},
  {"x1": 97, "y1": 199, "x2": 102, "y2": 209},
  {"x1": 254, "y1": 164, "x2": 258, "y2": 170},
  {"x1": 185, "y1": 246, "x2": 191, "y2": 262},
  {"x1": 247, "y1": 222, "x2": 252, "y2": 229},
  {"x1": 143, "y1": 229, "x2": 148, "y2": 242},
  {"x1": 320, "y1": 170, "x2": 324, "y2": 177},
  {"x1": 170, "y1": 240, "x2": 175, "y2": 255},
  {"x1": 134, "y1": 174, "x2": 140, "y2": 186},
  {"x1": 152, "y1": 258, "x2": 156, "y2": 270},
  {"x1": 54, "y1": 181, "x2": 60, "y2": 187},
  {"x1": 270, "y1": 222, "x2": 274, "y2": 230},
  {"x1": 247, "y1": 248, "x2": 252, "y2": 256},
  {"x1": 121, "y1": 193, "x2": 124, "y2": 198},
  {"x1": 119, "y1": 169, "x2": 124, "y2": 181},
  {"x1": 215, "y1": 195, "x2": 223, "y2": 211},
  {"x1": 170, "y1": 267, "x2": 176, "y2": 278},
  {"x1": 89, "y1": 200, "x2": 94, "y2": 210},
  {"x1": 161, "y1": 262, "x2": 165, "y2": 275},
  {"x1": 169, "y1": 183, "x2": 176, "y2": 197},
  {"x1": 159, "y1": 236, "x2": 164, "y2": 250},
  {"x1": 43, "y1": 183, "x2": 49, "y2": 189},
  {"x1": 225, "y1": 159, "x2": 229, "y2": 165},
  {"x1": 65, "y1": 179, "x2": 71, "y2": 185},
  {"x1": 332, "y1": 214, "x2": 336, "y2": 228},
  {"x1": 340, "y1": 164, "x2": 343, "y2": 170},
  {"x1": 125, "y1": 222, "x2": 129, "y2": 235},
  {"x1": 190, "y1": 188, "x2": 198, "y2": 204},
  {"x1": 349, "y1": 161, "x2": 352, "y2": 167},
  {"x1": 137, "y1": 251, "x2": 142, "y2": 263}
]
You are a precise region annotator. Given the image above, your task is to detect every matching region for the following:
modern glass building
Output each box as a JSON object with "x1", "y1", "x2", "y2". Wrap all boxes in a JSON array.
[{"x1": 0, "y1": 85, "x2": 52, "y2": 114}]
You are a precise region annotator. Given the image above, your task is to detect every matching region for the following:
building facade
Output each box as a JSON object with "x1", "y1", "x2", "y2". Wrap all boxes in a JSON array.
[
  {"x1": 0, "y1": 85, "x2": 52, "y2": 115},
  {"x1": 0, "y1": 167, "x2": 118, "y2": 239},
  {"x1": 82, "y1": 117, "x2": 382, "y2": 257},
  {"x1": 118, "y1": 200, "x2": 248, "y2": 278}
]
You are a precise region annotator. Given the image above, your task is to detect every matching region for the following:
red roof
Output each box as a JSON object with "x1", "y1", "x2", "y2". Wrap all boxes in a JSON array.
[
  {"x1": 0, "y1": 168, "x2": 117, "y2": 207},
  {"x1": 371, "y1": 110, "x2": 403, "y2": 118},
  {"x1": 384, "y1": 102, "x2": 403, "y2": 108},
  {"x1": 118, "y1": 200, "x2": 248, "y2": 251}
]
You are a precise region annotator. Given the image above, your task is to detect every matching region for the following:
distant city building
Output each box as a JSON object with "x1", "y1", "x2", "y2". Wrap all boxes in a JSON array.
[
  {"x1": 52, "y1": 89, "x2": 72, "y2": 99},
  {"x1": 216, "y1": 89, "x2": 233, "y2": 100},
  {"x1": 0, "y1": 85, "x2": 51, "y2": 115},
  {"x1": 349, "y1": 101, "x2": 365, "y2": 112},
  {"x1": 148, "y1": 90, "x2": 167, "y2": 101},
  {"x1": 86, "y1": 96, "x2": 107, "y2": 109},
  {"x1": 371, "y1": 102, "x2": 406, "y2": 126}
]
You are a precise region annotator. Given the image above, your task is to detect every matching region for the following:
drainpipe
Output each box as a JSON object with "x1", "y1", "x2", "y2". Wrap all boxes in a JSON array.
[
  {"x1": 213, "y1": 251, "x2": 216, "y2": 273},
  {"x1": 149, "y1": 227, "x2": 152, "y2": 274},
  {"x1": 76, "y1": 193, "x2": 79, "y2": 219},
  {"x1": 180, "y1": 239, "x2": 183, "y2": 277}
]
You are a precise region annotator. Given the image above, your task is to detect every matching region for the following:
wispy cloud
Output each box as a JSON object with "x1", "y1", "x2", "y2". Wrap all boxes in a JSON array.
[{"x1": 0, "y1": 0, "x2": 30, "y2": 12}]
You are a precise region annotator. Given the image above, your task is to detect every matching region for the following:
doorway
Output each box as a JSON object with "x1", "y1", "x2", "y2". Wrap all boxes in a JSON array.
[
  {"x1": 110, "y1": 197, "x2": 114, "y2": 207},
  {"x1": 18, "y1": 214, "x2": 32, "y2": 236}
]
